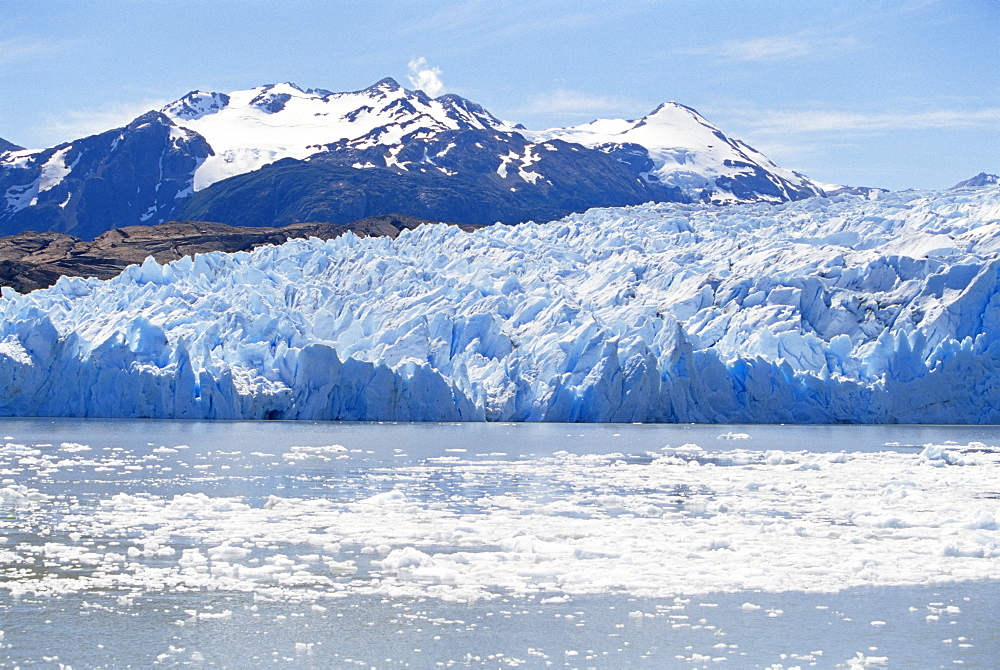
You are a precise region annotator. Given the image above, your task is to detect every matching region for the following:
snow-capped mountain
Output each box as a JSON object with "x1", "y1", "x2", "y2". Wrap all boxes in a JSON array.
[
  {"x1": 0, "y1": 183, "x2": 998, "y2": 421},
  {"x1": 951, "y1": 173, "x2": 1000, "y2": 189},
  {"x1": 0, "y1": 112, "x2": 211, "y2": 240},
  {"x1": 1, "y1": 78, "x2": 835, "y2": 239},
  {"x1": 525, "y1": 102, "x2": 823, "y2": 202},
  {"x1": 161, "y1": 78, "x2": 515, "y2": 191}
]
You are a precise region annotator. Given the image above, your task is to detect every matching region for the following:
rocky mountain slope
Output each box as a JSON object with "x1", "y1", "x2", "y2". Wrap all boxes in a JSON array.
[
  {"x1": 0, "y1": 138, "x2": 23, "y2": 154},
  {"x1": 2, "y1": 79, "x2": 835, "y2": 239}
]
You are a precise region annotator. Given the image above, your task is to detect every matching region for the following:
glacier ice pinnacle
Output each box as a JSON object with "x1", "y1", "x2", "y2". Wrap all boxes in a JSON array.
[{"x1": 0, "y1": 182, "x2": 997, "y2": 422}]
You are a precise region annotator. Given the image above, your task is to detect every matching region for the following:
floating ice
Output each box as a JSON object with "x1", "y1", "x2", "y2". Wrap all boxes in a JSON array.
[
  {"x1": 1, "y1": 438, "x2": 997, "y2": 605},
  {"x1": 282, "y1": 444, "x2": 348, "y2": 461},
  {"x1": 0, "y1": 484, "x2": 50, "y2": 504}
]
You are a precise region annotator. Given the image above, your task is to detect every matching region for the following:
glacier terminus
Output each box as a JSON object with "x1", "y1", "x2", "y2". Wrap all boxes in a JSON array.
[{"x1": 0, "y1": 182, "x2": 998, "y2": 423}]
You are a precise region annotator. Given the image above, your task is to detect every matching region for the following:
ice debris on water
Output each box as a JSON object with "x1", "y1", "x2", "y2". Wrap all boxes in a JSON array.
[
  {"x1": 0, "y1": 438, "x2": 999, "y2": 610},
  {"x1": 847, "y1": 651, "x2": 889, "y2": 668},
  {"x1": 282, "y1": 444, "x2": 348, "y2": 461},
  {"x1": 0, "y1": 186, "x2": 998, "y2": 421},
  {"x1": 918, "y1": 443, "x2": 975, "y2": 466},
  {"x1": 0, "y1": 484, "x2": 50, "y2": 504}
]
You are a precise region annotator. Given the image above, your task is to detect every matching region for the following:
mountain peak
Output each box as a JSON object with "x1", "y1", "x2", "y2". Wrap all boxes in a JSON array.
[
  {"x1": 0, "y1": 137, "x2": 24, "y2": 154},
  {"x1": 162, "y1": 90, "x2": 231, "y2": 120},
  {"x1": 950, "y1": 172, "x2": 1000, "y2": 190},
  {"x1": 434, "y1": 93, "x2": 507, "y2": 129},
  {"x1": 636, "y1": 101, "x2": 714, "y2": 131},
  {"x1": 646, "y1": 101, "x2": 699, "y2": 116},
  {"x1": 127, "y1": 110, "x2": 175, "y2": 129},
  {"x1": 523, "y1": 99, "x2": 825, "y2": 202},
  {"x1": 366, "y1": 77, "x2": 403, "y2": 93},
  {"x1": 259, "y1": 82, "x2": 306, "y2": 93}
]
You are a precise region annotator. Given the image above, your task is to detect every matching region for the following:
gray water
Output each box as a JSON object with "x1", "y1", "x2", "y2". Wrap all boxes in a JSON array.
[{"x1": 0, "y1": 419, "x2": 998, "y2": 668}]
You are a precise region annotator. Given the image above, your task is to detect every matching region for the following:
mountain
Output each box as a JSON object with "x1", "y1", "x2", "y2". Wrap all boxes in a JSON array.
[
  {"x1": 0, "y1": 112, "x2": 211, "y2": 239},
  {"x1": 160, "y1": 78, "x2": 517, "y2": 190},
  {"x1": 951, "y1": 173, "x2": 1000, "y2": 189},
  {"x1": 1, "y1": 183, "x2": 999, "y2": 421},
  {"x1": 0, "y1": 137, "x2": 23, "y2": 154},
  {"x1": 524, "y1": 102, "x2": 823, "y2": 203},
  {"x1": 2, "y1": 78, "x2": 835, "y2": 239}
]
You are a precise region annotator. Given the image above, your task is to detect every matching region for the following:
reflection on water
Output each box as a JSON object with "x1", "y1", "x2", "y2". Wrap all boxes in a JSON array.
[{"x1": 0, "y1": 419, "x2": 998, "y2": 667}]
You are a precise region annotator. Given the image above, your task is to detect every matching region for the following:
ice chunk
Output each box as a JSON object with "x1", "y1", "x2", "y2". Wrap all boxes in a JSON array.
[{"x1": 376, "y1": 547, "x2": 435, "y2": 571}]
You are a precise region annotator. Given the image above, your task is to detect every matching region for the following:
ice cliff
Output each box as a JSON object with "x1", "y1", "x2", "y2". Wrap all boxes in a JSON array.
[{"x1": 1, "y1": 183, "x2": 999, "y2": 422}]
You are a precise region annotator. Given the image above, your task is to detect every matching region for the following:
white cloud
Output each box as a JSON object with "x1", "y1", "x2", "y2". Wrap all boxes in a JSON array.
[
  {"x1": 407, "y1": 57, "x2": 444, "y2": 97},
  {"x1": 729, "y1": 108, "x2": 1000, "y2": 134},
  {"x1": 33, "y1": 98, "x2": 173, "y2": 148},
  {"x1": 517, "y1": 89, "x2": 641, "y2": 118},
  {"x1": 0, "y1": 35, "x2": 80, "y2": 67},
  {"x1": 720, "y1": 36, "x2": 814, "y2": 61},
  {"x1": 679, "y1": 35, "x2": 857, "y2": 62}
]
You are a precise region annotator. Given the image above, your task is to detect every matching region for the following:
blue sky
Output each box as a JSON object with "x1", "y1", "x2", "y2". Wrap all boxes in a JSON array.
[{"x1": 2, "y1": 0, "x2": 997, "y2": 190}]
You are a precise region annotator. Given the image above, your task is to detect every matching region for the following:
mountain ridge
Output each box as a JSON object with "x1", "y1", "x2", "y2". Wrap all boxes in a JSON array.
[
  {"x1": 951, "y1": 173, "x2": 1000, "y2": 190},
  {"x1": 2, "y1": 78, "x2": 857, "y2": 239},
  {"x1": 0, "y1": 137, "x2": 23, "y2": 154}
]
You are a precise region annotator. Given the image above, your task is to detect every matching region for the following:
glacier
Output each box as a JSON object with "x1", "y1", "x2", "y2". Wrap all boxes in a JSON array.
[{"x1": 1, "y1": 183, "x2": 1000, "y2": 422}]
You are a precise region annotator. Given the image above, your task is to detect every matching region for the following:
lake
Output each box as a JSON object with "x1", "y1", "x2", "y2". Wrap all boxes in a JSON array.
[{"x1": 1, "y1": 419, "x2": 998, "y2": 668}]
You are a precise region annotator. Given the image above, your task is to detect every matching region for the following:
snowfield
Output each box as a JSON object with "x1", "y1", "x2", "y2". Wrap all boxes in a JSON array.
[
  {"x1": 161, "y1": 80, "x2": 515, "y2": 191},
  {"x1": 1, "y1": 183, "x2": 999, "y2": 422}
]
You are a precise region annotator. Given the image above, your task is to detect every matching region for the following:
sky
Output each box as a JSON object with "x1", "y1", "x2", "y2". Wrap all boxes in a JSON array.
[{"x1": 1, "y1": 0, "x2": 997, "y2": 191}]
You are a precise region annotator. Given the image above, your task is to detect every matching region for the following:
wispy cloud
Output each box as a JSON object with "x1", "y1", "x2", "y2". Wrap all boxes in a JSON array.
[
  {"x1": 516, "y1": 89, "x2": 642, "y2": 118},
  {"x1": 33, "y1": 98, "x2": 172, "y2": 148},
  {"x1": 679, "y1": 34, "x2": 857, "y2": 62},
  {"x1": 407, "y1": 57, "x2": 444, "y2": 97},
  {"x1": 0, "y1": 35, "x2": 79, "y2": 67},
  {"x1": 729, "y1": 108, "x2": 1000, "y2": 134},
  {"x1": 397, "y1": 1, "x2": 485, "y2": 38},
  {"x1": 398, "y1": 2, "x2": 643, "y2": 43}
]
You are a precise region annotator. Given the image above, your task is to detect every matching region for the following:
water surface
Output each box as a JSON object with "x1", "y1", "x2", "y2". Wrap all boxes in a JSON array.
[{"x1": 1, "y1": 419, "x2": 997, "y2": 667}]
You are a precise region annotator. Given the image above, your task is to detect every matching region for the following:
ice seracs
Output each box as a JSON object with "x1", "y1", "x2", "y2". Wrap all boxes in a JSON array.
[{"x1": 0, "y1": 182, "x2": 998, "y2": 421}]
